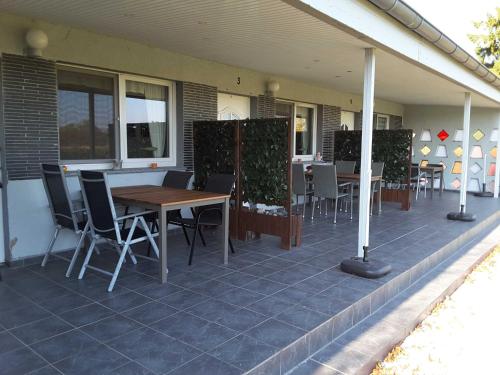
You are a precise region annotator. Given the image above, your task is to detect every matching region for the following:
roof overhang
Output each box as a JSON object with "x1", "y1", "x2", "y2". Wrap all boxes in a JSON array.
[{"x1": 0, "y1": 0, "x2": 498, "y2": 107}]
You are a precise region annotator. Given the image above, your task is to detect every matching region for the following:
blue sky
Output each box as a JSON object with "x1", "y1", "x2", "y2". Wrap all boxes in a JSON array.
[{"x1": 404, "y1": 0, "x2": 498, "y2": 56}]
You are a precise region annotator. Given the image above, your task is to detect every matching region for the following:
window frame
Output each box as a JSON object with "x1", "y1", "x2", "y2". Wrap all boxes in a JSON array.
[
  {"x1": 276, "y1": 100, "x2": 317, "y2": 161},
  {"x1": 376, "y1": 114, "x2": 390, "y2": 130},
  {"x1": 119, "y1": 74, "x2": 176, "y2": 168}
]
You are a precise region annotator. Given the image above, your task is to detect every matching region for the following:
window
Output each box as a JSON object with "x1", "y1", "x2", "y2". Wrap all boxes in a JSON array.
[
  {"x1": 376, "y1": 114, "x2": 390, "y2": 130},
  {"x1": 276, "y1": 101, "x2": 317, "y2": 160},
  {"x1": 57, "y1": 69, "x2": 115, "y2": 161},
  {"x1": 57, "y1": 67, "x2": 176, "y2": 168},
  {"x1": 120, "y1": 76, "x2": 175, "y2": 167}
]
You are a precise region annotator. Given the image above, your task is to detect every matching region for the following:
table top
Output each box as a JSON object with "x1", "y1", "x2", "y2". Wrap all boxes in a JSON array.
[
  {"x1": 111, "y1": 185, "x2": 230, "y2": 208},
  {"x1": 305, "y1": 171, "x2": 382, "y2": 182}
]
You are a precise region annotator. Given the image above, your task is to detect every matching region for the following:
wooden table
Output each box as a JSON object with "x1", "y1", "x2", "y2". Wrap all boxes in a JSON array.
[
  {"x1": 305, "y1": 171, "x2": 383, "y2": 214},
  {"x1": 420, "y1": 165, "x2": 444, "y2": 198},
  {"x1": 111, "y1": 185, "x2": 231, "y2": 284}
]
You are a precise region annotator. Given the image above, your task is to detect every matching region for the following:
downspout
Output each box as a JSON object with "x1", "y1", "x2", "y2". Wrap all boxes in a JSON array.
[{"x1": 367, "y1": 0, "x2": 500, "y2": 89}]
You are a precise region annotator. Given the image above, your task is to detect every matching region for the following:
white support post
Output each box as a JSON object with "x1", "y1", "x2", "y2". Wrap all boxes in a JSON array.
[
  {"x1": 494, "y1": 112, "x2": 500, "y2": 198},
  {"x1": 459, "y1": 92, "x2": 472, "y2": 210},
  {"x1": 357, "y1": 48, "x2": 375, "y2": 258}
]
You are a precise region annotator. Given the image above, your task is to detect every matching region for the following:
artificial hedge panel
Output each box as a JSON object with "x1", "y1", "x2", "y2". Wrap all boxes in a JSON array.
[
  {"x1": 240, "y1": 118, "x2": 290, "y2": 207},
  {"x1": 193, "y1": 120, "x2": 236, "y2": 189},
  {"x1": 334, "y1": 129, "x2": 412, "y2": 184}
]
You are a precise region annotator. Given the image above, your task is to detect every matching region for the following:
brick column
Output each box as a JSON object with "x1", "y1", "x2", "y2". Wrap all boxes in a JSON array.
[
  {"x1": 1, "y1": 54, "x2": 58, "y2": 180},
  {"x1": 320, "y1": 105, "x2": 341, "y2": 162},
  {"x1": 256, "y1": 94, "x2": 276, "y2": 118}
]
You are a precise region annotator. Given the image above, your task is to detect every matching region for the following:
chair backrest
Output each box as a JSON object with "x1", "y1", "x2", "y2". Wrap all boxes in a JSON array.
[
  {"x1": 204, "y1": 173, "x2": 236, "y2": 195},
  {"x1": 162, "y1": 170, "x2": 193, "y2": 189},
  {"x1": 372, "y1": 162, "x2": 385, "y2": 177},
  {"x1": 292, "y1": 163, "x2": 306, "y2": 194},
  {"x1": 312, "y1": 164, "x2": 338, "y2": 199},
  {"x1": 41, "y1": 164, "x2": 78, "y2": 231},
  {"x1": 79, "y1": 170, "x2": 120, "y2": 241},
  {"x1": 335, "y1": 160, "x2": 356, "y2": 174},
  {"x1": 410, "y1": 164, "x2": 420, "y2": 178}
]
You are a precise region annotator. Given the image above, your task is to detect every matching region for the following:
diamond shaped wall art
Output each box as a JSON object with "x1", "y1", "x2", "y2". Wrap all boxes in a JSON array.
[
  {"x1": 435, "y1": 145, "x2": 447, "y2": 158},
  {"x1": 488, "y1": 163, "x2": 496, "y2": 177},
  {"x1": 437, "y1": 130, "x2": 449, "y2": 141},
  {"x1": 472, "y1": 129, "x2": 484, "y2": 141},
  {"x1": 491, "y1": 147, "x2": 497, "y2": 159},
  {"x1": 470, "y1": 145, "x2": 483, "y2": 159},
  {"x1": 451, "y1": 161, "x2": 462, "y2": 174},
  {"x1": 453, "y1": 129, "x2": 463, "y2": 142},
  {"x1": 469, "y1": 178, "x2": 480, "y2": 192},
  {"x1": 490, "y1": 129, "x2": 498, "y2": 142},
  {"x1": 420, "y1": 130, "x2": 432, "y2": 142},
  {"x1": 470, "y1": 162, "x2": 482, "y2": 175},
  {"x1": 451, "y1": 178, "x2": 461, "y2": 189},
  {"x1": 453, "y1": 146, "x2": 463, "y2": 157},
  {"x1": 420, "y1": 145, "x2": 431, "y2": 156}
]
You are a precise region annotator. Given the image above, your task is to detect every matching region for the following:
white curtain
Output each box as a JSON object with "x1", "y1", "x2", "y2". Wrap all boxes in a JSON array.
[{"x1": 148, "y1": 121, "x2": 166, "y2": 158}]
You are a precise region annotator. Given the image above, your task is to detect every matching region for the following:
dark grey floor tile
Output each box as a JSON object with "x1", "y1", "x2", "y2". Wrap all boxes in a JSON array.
[
  {"x1": 30, "y1": 329, "x2": 99, "y2": 363},
  {"x1": 28, "y1": 365, "x2": 62, "y2": 375},
  {"x1": 11, "y1": 316, "x2": 73, "y2": 345},
  {"x1": 37, "y1": 292, "x2": 94, "y2": 315},
  {"x1": 59, "y1": 303, "x2": 114, "y2": 327},
  {"x1": 189, "y1": 279, "x2": 238, "y2": 298},
  {"x1": 276, "y1": 305, "x2": 330, "y2": 331},
  {"x1": 100, "y1": 291, "x2": 152, "y2": 313},
  {"x1": 108, "y1": 327, "x2": 201, "y2": 374},
  {"x1": 108, "y1": 361, "x2": 155, "y2": 375},
  {"x1": 0, "y1": 288, "x2": 34, "y2": 313},
  {"x1": 300, "y1": 295, "x2": 352, "y2": 316},
  {"x1": 115, "y1": 272, "x2": 156, "y2": 290},
  {"x1": 215, "y1": 287, "x2": 265, "y2": 307},
  {"x1": 186, "y1": 299, "x2": 240, "y2": 323},
  {"x1": 0, "y1": 347, "x2": 48, "y2": 375},
  {"x1": 0, "y1": 331, "x2": 23, "y2": 355},
  {"x1": 239, "y1": 264, "x2": 277, "y2": 277},
  {"x1": 168, "y1": 272, "x2": 211, "y2": 289},
  {"x1": 122, "y1": 301, "x2": 178, "y2": 325},
  {"x1": 319, "y1": 285, "x2": 368, "y2": 304},
  {"x1": 312, "y1": 342, "x2": 371, "y2": 374},
  {"x1": 135, "y1": 282, "x2": 183, "y2": 300},
  {"x1": 215, "y1": 307, "x2": 269, "y2": 332},
  {"x1": 159, "y1": 290, "x2": 210, "y2": 310},
  {"x1": 248, "y1": 296, "x2": 297, "y2": 317},
  {"x1": 270, "y1": 286, "x2": 311, "y2": 303},
  {"x1": 246, "y1": 319, "x2": 306, "y2": 348},
  {"x1": 80, "y1": 314, "x2": 143, "y2": 342},
  {"x1": 53, "y1": 343, "x2": 128, "y2": 375},
  {"x1": 152, "y1": 312, "x2": 237, "y2": 351},
  {"x1": 169, "y1": 354, "x2": 241, "y2": 375},
  {"x1": 290, "y1": 359, "x2": 342, "y2": 375},
  {"x1": 0, "y1": 303, "x2": 51, "y2": 329},
  {"x1": 216, "y1": 271, "x2": 259, "y2": 287},
  {"x1": 211, "y1": 334, "x2": 278, "y2": 372},
  {"x1": 241, "y1": 278, "x2": 287, "y2": 295}
]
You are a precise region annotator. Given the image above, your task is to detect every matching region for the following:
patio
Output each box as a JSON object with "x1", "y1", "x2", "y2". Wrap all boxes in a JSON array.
[{"x1": 1, "y1": 192, "x2": 499, "y2": 375}]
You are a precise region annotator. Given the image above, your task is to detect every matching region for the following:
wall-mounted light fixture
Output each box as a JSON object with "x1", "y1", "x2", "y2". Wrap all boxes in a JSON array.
[
  {"x1": 266, "y1": 80, "x2": 280, "y2": 96},
  {"x1": 25, "y1": 29, "x2": 48, "y2": 57}
]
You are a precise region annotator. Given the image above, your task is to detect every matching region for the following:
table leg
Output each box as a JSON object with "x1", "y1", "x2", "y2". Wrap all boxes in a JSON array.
[
  {"x1": 431, "y1": 170, "x2": 435, "y2": 198},
  {"x1": 439, "y1": 171, "x2": 444, "y2": 196},
  {"x1": 378, "y1": 182, "x2": 382, "y2": 214},
  {"x1": 159, "y1": 207, "x2": 168, "y2": 283},
  {"x1": 222, "y1": 197, "x2": 229, "y2": 265}
]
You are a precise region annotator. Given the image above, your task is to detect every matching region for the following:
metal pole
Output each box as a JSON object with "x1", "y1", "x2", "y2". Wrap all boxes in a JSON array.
[
  {"x1": 357, "y1": 48, "x2": 375, "y2": 258},
  {"x1": 459, "y1": 93, "x2": 471, "y2": 211},
  {"x1": 494, "y1": 112, "x2": 500, "y2": 198}
]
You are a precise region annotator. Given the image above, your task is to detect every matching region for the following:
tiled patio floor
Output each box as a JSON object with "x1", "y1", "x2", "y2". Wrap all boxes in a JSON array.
[{"x1": 0, "y1": 192, "x2": 499, "y2": 374}]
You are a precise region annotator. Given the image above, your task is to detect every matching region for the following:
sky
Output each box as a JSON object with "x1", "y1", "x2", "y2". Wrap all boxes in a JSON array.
[{"x1": 404, "y1": 0, "x2": 498, "y2": 56}]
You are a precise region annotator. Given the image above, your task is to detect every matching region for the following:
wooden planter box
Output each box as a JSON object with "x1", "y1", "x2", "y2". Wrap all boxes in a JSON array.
[
  {"x1": 237, "y1": 209, "x2": 302, "y2": 250},
  {"x1": 381, "y1": 188, "x2": 411, "y2": 211}
]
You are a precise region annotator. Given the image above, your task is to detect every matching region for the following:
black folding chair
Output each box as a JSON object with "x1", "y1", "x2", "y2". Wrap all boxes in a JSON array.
[
  {"x1": 40, "y1": 164, "x2": 92, "y2": 277},
  {"x1": 169, "y1": 174, "x2": 236, "y2": 265},
  {"x1": 78, "y1": 171, "x2": 160, "y2": 292}
]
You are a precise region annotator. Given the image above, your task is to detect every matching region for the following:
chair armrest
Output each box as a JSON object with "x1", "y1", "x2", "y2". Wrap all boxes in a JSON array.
[
  {"x1": 115, "y1": 210, "x2": 156, "y2": 221},
  {"x1": 338, "y1": 182, "x2": 352, "y2": 187},
  {"x1": 72, "y1": 208, "x2": 86, "y2": 214}
]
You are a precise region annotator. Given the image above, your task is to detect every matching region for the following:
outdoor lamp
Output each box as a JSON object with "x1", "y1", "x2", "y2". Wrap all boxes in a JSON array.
[
  {"x1": 266, "y1": 80, "x2": 280, "y2": 96},
  {"x1": 25, "y1": 29, "x2": 48, "y2": 57}
]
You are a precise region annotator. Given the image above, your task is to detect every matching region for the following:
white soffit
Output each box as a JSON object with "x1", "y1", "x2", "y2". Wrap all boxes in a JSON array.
[{"x1": 0, "y1": 0, "x2": 498, "y2": 107}]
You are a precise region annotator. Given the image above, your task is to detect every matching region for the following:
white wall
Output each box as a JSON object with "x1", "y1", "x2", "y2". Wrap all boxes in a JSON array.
[
  {"x1": 217, "y1": 93, "x2": 251, "y2": 120},
  {"x1": 404, "y1": 105, "x2": 499, "y2": 192},
  {"x1": 7, "y1": 171, "x2": 166, "y2": 260}
]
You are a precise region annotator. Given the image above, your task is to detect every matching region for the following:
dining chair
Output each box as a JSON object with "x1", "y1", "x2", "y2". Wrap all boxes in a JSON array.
[
  {"x1": 370, "y1": 161, "x2": 385, "y2": 215},
  {"x1": 292, "y1": 163, "x2": 313, "y2": 218},
  {"x1": 335, "y1": 160, "x2": 356, "y2": 174},
  {"x1": 40, "y1": 164, "x2": 93, "y2": 278},
  {"x1": 410, "y1": 163, "x2": 427, "y2": 200},
  {"x1": 78, "y1": 170, "x2": 159, "y2": 292},
  {"x1": 169, "y1": 174, "x2": 236, "y2": 265},
  {"x1": 311, "y1": 164, "x2": 352, "y2": 223}
]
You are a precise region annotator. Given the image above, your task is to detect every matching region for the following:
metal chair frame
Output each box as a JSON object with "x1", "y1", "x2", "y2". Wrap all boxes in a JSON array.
[
  {"x1": 78, "y1": 171, "x2": 160, "y2": 292},
  {"x1": 292, "y1": 163, "x2": 313, "y2": 218}
]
